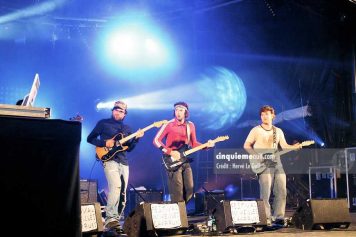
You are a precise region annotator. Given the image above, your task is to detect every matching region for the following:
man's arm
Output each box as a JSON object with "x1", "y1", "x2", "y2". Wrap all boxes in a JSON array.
[
  {"x1": 243, "y1": 140, "x2": 253, "y2": 150},
  {"x1": 126, "y1": 126, "x2": 143, "y2": 152},
  {"x1": 243, "y1": 128, "x2": 257, "y2": 155},
  {"x1": 244, "y1": 141, "x2": 258, "y2": 155},
  {"x1": 153, "y1": 122, "x2": 172, "y2": 155},
  {"x1": 278, "y1": 129, "x2": 301, "y2": 150},
  {"x1": 188, "y1": 122, "x2": 215, "y2": 149},
  {"x1": 87, "y1": 121, "x2": 106, "y2": 147}
]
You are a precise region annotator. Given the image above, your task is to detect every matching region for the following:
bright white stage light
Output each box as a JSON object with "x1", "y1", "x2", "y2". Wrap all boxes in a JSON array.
[
  {"x1": 105, "y1": 28, "x2": 168, "y2": 68},
  {"x1": 97, "y1": 13, "x2": 179, "y2": 82}
]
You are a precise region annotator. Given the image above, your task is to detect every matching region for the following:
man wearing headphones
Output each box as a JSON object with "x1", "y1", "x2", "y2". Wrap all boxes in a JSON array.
[
  {"x1": 87, "y1": 100, "x2": 143, "y2": 233},
  {"x1": 243, "y1": 105, "x2": 301, "y2": 226},
  {"x1": 153, "y1": 102, "x2": 214, "y2": 203}
]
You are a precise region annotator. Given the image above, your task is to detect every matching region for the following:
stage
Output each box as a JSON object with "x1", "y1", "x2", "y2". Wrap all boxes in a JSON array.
[
  {"x1": 97, "y1": 210, "x2": 356, "y2": 237},
  {"x1": 1, "y1": 1, "x2": 356, "y2": 237}
]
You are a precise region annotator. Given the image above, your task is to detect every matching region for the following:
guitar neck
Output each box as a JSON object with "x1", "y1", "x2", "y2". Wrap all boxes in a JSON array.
[
  {"x1": 119, "y1": 124, "x2": 155, "y2": 144},
  {"x1": 183, "y1": 137, "x2": 229, "y2": 156},
  {"x1": 276, "y1": 144, "x2": 308, "y2": 156},
  {"x1": 259, "y1": 141, "x2": 314, "y2": 158},
  {"x1": 184, "y1": 143, "x2": 209, "y2": 156},
  {"x1": 276, "y1": 149, "x2": 295, "y2": 157}
]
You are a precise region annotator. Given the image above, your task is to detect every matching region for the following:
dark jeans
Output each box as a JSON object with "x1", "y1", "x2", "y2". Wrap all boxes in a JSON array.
[{"x1": 166, "y1": 162, "x2": 194, "y2": 203}]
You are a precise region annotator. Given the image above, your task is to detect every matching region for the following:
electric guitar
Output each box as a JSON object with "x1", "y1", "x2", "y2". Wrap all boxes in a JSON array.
[
  {"x1": 249, "y1": 140, "x2": 315, "y2": 174},
  {"x1": 96, "y1": 120, "x2": 168, "y2": 161},
  {"x1": 162, "y1": 135, "x2": 229, "y2": 172}
]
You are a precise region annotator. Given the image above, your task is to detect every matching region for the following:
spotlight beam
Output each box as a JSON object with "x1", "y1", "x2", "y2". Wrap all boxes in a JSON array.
[
  {"x1": 0, "y1": 0, "x2": 66, "y2": 24},
  {"x1": 236, "y1": 106, "x2": 312, "y2": 128},
  {"x1": 97, "y1": 83, "x2": 205, "y2": 111},
  {"x1": 97, "y1": 67, "x2": 247, "y2": 130}
]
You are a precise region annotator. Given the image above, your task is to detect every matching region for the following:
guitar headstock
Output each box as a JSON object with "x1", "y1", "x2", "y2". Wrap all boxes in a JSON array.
[
  {"x1": 153, "y1": 120, "x2": 169, "y2": 128},
  {"x1": 213, "y1": 135, "x2": 230, "y2": 143},
  {"x1": 301, "y1": 140, "x2": 315, "y2": 147}
]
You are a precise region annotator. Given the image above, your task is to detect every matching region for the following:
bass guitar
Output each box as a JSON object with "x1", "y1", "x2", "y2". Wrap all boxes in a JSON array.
[
  {"x1": 249, "y1": 140, "x2": 315, "y2": 174},
  {"x1": 162, "y1": 135, "x2": 229, "y2": 171},
  {"x1": 96, "y1": 120, "x2": 168, "y2": 161}
]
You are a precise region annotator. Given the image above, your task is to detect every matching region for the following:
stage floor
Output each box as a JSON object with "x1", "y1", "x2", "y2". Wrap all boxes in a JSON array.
[
  {"x1": 186, "y1": 211, "x2": 356, "y2": 237},
  {"x1": 100, "y1": 210, "x2": 356, "y2": 237}
]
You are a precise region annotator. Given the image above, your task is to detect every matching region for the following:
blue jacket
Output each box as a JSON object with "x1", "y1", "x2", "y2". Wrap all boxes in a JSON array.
[{"x1": 87, "y1": 117, "x2": 139, "y2": 165}]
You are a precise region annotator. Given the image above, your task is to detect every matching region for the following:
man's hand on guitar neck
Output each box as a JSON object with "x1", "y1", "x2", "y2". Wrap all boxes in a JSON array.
[
  {"x1": 206, "y1": 140, "x2": 215, "y2": 148},
  {"x1": 170, "y1": 150, "x2": 181, "y2": 161},
  {"x1": 292, "y1": 142, "x2": 302, "y2": 150},
  {"x1": 135, "y1": 129, "x2": 144, "y2": 139}
]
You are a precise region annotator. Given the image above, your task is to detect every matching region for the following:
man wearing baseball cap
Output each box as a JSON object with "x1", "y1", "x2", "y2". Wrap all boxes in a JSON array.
[{"x1": 87, "y1": 100, "x2": 144, "y2": 233}]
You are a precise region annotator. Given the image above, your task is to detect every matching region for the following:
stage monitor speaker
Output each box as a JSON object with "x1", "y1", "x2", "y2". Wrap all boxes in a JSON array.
[
  {"x1": 81, "y1": 202, "x2": 104, "y2": 236},
  {"x1": 123, "y1": 201, "x2": 188, "y2": 237},
  {"x1": 126, "y1": 189, "x2": 163, "y2": 217},
  {"x1": 293, "y1": 198, "x2": 352, "y2": 230},
  {"x1": 80, "y1": 179, "x2": 98, "y2": 203},
  {"x1": 215, "y1": 200, "x2": 267, "y2": 233}
]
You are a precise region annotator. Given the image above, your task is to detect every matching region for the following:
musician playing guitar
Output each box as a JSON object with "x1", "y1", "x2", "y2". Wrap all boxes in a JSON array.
[
  {"x1": 87, "y1": 100, "x2": 144, "y2": 233},
  {"x1": 243, "y1": 105, "x2": 302, "y2": 227},
  {"x1": 153, "y1": 102, "x2": 214, "y2": 203}
]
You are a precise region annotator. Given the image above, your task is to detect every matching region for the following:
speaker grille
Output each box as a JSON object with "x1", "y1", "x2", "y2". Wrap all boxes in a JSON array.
[
  {"x1": 215, "y1": 200, "x2": 267, "y2": 232},
  {"x1": 311, "y1": 199, "x2": 351, "y2": 224},
  {"x1": 123, "y1": 202, "x2": 188, "y2": 237},
  {"x1": 293, "y1": 199, "x2": 352, "y2": 230}
]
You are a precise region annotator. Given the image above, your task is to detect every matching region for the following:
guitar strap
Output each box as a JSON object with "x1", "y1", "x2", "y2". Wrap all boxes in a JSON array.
[
  {"x1": 262, "y1": 125, "x2": 278, "y2": 169},
  {"x1": 272, "y1": 126, "x2": 277, "y2": 150},
  {"x1": 186, "y1": 121, "x2": 191, "y2": 146}
]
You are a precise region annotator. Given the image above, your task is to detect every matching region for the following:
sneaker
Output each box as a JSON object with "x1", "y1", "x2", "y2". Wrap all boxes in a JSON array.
[
  {"x1": 114, "y1": 227, "x2": 124, "y2": 234},
  {"x1": 105, "y1": 220, "x2": 120, "y2": 230},
  {"x1": 266, "y1": 219, "x2": 272, "y2": 226}
]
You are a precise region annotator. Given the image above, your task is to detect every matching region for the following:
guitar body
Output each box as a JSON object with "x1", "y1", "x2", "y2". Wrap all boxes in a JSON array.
[
  {"x1": 94, "y1": 120, "x2": 169, "y2": 162},
  {"x1": 161, "y1": 135, "x2": 230, "y2": 172},
  {"x1": 249, "y1": 152, "x2": 278, "y2": 174},
  {"x1": 96, "y1": 133, "x2": 129, "y2": 161},
  {"x1": 162, "y1": 145, "x2": 191, "y2": 172}
]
